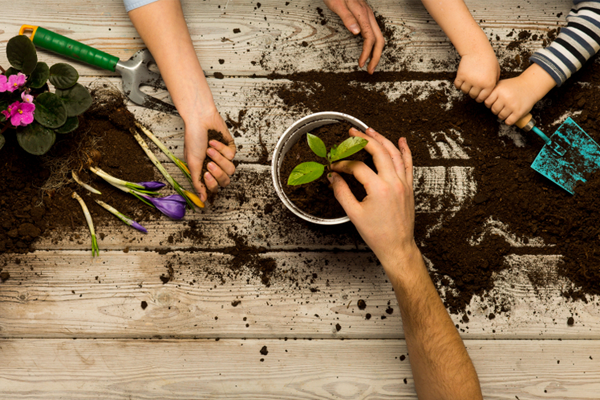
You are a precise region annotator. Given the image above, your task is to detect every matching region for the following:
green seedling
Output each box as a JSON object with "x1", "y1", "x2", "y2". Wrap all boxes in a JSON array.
[{"x1": 287, "y1": 132, "x2": 368, "y2": 186}]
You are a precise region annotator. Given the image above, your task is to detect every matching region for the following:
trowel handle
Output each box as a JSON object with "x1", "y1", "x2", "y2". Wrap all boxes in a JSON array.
[
  {"x1": 515, "y1": 113, "x2": 553, "y2": 147},
  {"x1": 19, "y1": 25, "x2": 119, "y2": 72},
  {"x1": 515, "y1": 113, "x2": 535, "y2": 131}
]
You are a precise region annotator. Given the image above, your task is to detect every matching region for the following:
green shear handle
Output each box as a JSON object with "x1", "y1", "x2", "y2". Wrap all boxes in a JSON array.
[{"x1": 19, "y1": 25, "x2": 119, "y2": 71}]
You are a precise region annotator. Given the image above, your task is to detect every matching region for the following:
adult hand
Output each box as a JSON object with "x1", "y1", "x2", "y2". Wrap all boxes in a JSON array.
[
  {"x1": 484, "y1": 63, "x2": 556, "y2": 125},
  {"x1": 184, "y1": 108, "x2": 236, "y2": 202},
  {"x1": 328, "y1": 127, "x2": 417, "y2": 268},
  {"x1": 323, "y1": 0, "x2": 385, "y2": 74},
  {"x1": 454, "y1": 47, "x2": 500, "y2": 103}
]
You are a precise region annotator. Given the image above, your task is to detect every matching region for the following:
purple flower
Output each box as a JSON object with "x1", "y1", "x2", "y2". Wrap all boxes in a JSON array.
[
  {"x1": 2, "y1": 101, "x2": 35, "y2": 127},
  {"x1": 130, "y1": 221, "x2": 148, "y2": 234},
  {"x1": 7, "y1": 73, "x2": 27, "y2": 93},
  {"x1": 138, "y1": 181, "x2": 166, "y2": 191},
  {"x1": 0, "y1": 75, "x2": 8, "y2": 93},
  {"x1": 142, "y1": 194, "x2": 186, "y2": 220},
  {"x1": 21, "y1": 91, "x2": 34, "y2": 103}
]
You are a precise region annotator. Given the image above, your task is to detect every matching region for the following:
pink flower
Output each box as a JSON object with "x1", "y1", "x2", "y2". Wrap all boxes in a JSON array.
[
  {"x1": 1, "y1": 101, "x2": 35, "y2": 127},
  {"x1": 21, "y1": 91, "x2": 33, "y2": 103},
  {"x1": 0, "y1": 75, "x2": 8, "y2": 93},
  {"x1": 7, "y1": 73, "x2": 27, "y2": 93}
]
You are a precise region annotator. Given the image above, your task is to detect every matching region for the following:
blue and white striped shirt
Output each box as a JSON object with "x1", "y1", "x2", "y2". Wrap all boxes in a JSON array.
[
  {"x1": 123, "y1": 0, "x2": 158, "y2": 12},
  {"x1": 530, "y1": 1, "x2": 600, "y2": 86}
]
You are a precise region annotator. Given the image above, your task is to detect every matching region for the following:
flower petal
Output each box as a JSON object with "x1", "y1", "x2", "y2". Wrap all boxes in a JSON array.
[
  {"x1": 137, "y1": 181, "x2": 166, "y2": 191},
  {"x1": 130, "y1": 221, "x2": 148, "y2": 234}
]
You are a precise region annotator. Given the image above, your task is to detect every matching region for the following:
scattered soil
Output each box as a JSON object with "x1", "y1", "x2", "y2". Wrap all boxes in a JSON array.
[
  {"x1": 270, "y1": 54, "x2": 600, "y2": 313},
  {"x1": 280, "y1": 122, "x2": 369, "y2": 219}
]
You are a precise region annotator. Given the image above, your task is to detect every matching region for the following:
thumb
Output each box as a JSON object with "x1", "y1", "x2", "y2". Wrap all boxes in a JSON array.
[{"x1": 328, "y1": 172, "x2": 360, "y2": 215}]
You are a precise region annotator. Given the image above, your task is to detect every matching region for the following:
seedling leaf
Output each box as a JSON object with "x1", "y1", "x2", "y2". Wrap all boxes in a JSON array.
[
  {"x1": 55, "y1": 83, "x2": 92, "y2": 116},
  {"x1": 6, "y1": 35, "x2": 37, "y2": 74},
  {"x1": 29, "y1": 62, "x2": 50, "y2": 89},
  {"x1": 288, "y1": 162, "x2": 325, "y2": 185},
  {"x1": 34, "y1": 92, "x2": 68, "y2": 128},
  {"x1": 17, "y1": 122, "x2": 56, "y2": 155},
  {"x1": 307, "y1": 133, "x2": 327, "y2": 158},
  {"x1": 49, "y1": 63, "x2": 79, "y2": 89},
  {"x1": 330, "y1": 136, "x2": 368, "y2": 162}
]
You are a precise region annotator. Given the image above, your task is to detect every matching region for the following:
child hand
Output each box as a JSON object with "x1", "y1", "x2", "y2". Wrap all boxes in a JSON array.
[
  {"x1": 184, "y1": 109, "x2": 236, "y2": 202},
  {"x1": 454, "y1": 48, "x2": 500, "y2": 102},
  {"x1": 323, "y1": 0, "x2": 385, "y2": 74},
  {"x1": 484, "y1": 63, "x2": 557, "y2": 125}
]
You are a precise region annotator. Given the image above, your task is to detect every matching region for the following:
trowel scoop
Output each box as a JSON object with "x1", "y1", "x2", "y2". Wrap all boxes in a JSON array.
[
  {"x1": 516, "y1": 113, "x2": 600, "y2": 194},
  {"x1": 19, "y1": 25, "x2": 177, "y2": 115}
]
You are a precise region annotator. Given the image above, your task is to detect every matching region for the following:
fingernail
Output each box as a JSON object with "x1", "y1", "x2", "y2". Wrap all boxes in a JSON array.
[
  {"x1": 349, "y1": 24, "x2": 360, "y2": 34},
  {"x1": 209, "y1": 140, "x2": 219, "y2": 147},
  {"x1": 207, "y1": 148, "x2": 216, "y2": 157},
  {"x1": 207, "y1": 162, "x2": 216, "y2": 171},
  {"x1": 366, "y1": 128, "x2": 375, "y2": 136}
]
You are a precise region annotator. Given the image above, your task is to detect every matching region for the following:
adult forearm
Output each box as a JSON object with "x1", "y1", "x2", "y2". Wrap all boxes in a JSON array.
[
  {"x1": 128, "y1": 0, "x2": 216, "y2": 122},
  {"x1": 419, "y1": 0, "x2": 489, "y2": 56},
  {"x1": 386, "y1": 246, "x2": 482, "y2": 400}
]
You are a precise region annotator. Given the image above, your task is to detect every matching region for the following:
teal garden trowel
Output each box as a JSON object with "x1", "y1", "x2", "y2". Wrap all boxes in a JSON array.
[{"x1": 515, "y1": 113, "x2": 600, "y2": 194}]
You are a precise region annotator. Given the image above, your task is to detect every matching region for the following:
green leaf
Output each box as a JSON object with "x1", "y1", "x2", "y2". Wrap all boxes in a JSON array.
[
  {"x1": 307, "y1": 133, "x2": 327, "y2": 158},
  {"x1": 55, "y1": 83, "x2": 92, "y2": 117},
  {"x1": 29, "y1": 62, "x2": 50, "y2": 89},
  {"x1": 17, "y1": 122, "x2": 56, "y2": 155},
  {"x1": 49, "y1": 63, "x2": 79, "y2": 89},
  {"x1": 0, "y1": 100, "x2": 8, "y2": 123},
  {"x1": 6, "y1": 35, "x2": 38, "y2": 75},
  {"x1": 329, "y1": 136, "x2": 368, "y2": 162},
  {"x1": 55, "y1": 116, "x2": 79, "y2": 134},
  {"x1": 287, "y1": 162, "x2": 325, "y2": 186},
  {"x1": 4, "y1": 67, "x2": 20, "y2": 77},
  {"x1": 0, "y1": 134, "x2": 5, "y2": 151},
  {"x1": 34, "y1": 92, "x2": 68, "y2": 128}
]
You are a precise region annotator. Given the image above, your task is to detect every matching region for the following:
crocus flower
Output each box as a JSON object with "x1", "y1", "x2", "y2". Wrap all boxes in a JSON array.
[
  {"x1": 141, "y1": 194, "x2": 186, "y2": 220},
  {"x1": 137, "y1": 181, "x2": 166, "y2": 191},
  {"x1": 1, "y1": 101, "x2": 35, "y2": 127},
  {"x1": 95, "y1": 200, "x2": 147, "y2": 234},
  {"x1": 21, "y1": 91, "x2": 34, "y2": 103},
  {"x1": 0, "y1": 75, "x2": 8, "y2": 93},
  {"x1": 7, "y1": 73, "x2": 26, "y2": 92}
]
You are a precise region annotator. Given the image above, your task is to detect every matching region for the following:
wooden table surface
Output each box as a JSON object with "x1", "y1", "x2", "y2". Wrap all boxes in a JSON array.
[{"x1": 1, "y1": 0, "x2": 599, "y2": 398}]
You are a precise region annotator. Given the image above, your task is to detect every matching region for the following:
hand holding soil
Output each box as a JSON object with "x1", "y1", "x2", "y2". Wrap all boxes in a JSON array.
[
  {"x1": 184, "y1": 109, "x2": 236, "y2": 202},
  {"x1": 329, "y1": 127, "x2": 417, "y2": 269},
  {"x1": 323, "y1": 0, "x2": 384, "y2": 74}
]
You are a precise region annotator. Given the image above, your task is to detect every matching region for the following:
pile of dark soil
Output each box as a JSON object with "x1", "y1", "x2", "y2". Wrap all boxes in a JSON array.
[
  {"x1": 270, "y1": 56, "x2": 600, "y2": 313},
  {"x1": 0, "y1": 88, "x2": 158, "y2": 255},
  {"x1": 280, "y1": 122, "x2": 369, "y2": 219}
]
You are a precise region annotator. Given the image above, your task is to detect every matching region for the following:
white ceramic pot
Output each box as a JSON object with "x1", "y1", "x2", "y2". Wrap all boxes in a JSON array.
[{"x1": 271, "y1": 111, "x2": 369, "y2": 225}]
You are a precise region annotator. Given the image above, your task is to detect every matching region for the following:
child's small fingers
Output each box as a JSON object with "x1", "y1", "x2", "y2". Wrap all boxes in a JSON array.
[
  {"x1": 497, "y1": 108, "x2": 511, "y2": 121},
  {"x1": 454, "y1": 77, "x2": 464, "y2": 90},
  {"x1": 207, "y1": 147, "x2": 236, "y2": 176},
  {"x1": 460, "y1": 82, "x2": 472, "y2": 95},
  {"x1": 484, "y1": 91, "x2": 498, "y2": 108},
  {"x1": 476, "y1": 88, "x2": 491, "y2": 103},
  {"x1": 468, "y1": 86, "x2": 481, "y2": 99},
  {"x1": 505, "y1": 112, "x2": 520, "y2": 126},
  {"x1": 209, "y1": 140, "x2": 236, "y2": 161}
]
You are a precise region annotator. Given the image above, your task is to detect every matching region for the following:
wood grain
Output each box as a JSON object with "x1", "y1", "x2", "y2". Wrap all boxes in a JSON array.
[
  {"x1": 0, "y1": 0, "x2": 572, "y2": 77},
  {"x1": 0, "y1": 338, "x2": 598, "y2": 399},
  {"x1": 0, "y1": 251, "x2": 597, "y2": 339}
]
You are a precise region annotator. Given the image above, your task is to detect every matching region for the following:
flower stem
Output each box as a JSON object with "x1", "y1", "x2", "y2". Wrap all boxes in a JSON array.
[
  {"x1": 130, "y1": 128, "x2": 196, "y2": 210},
  {"x1": 134, "y1": 122, "x2": 193, "y2": 185},
  {"x1": 71, "y1": 192, "x2": 99, "y2": 257},
  {"x1": 95, "y1": 200, "x2": 147, "y2": 233},
  {"x1": 72, "y1": 171, "x2": 101, "y2": 195}
]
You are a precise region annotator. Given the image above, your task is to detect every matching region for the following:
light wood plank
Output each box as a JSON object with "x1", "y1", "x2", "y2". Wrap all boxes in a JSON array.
[
  {"x1": 1, "y1": 251, "x2": 598, "y2": 339},
  {"x1": 0, "y1": 0, "x2": 572, "y2": 77},
  {"x1": 0, "y1": 338, "x2": 598, "y2": 399}
]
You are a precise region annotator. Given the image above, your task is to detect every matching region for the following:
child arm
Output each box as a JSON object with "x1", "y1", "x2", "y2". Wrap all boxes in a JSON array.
[
  {"x1": 420, "y1": 0, "x2": 499, "y2": 102},
  {"x1": 486, "y1": 1, "x2": 600, "y2": 125}
]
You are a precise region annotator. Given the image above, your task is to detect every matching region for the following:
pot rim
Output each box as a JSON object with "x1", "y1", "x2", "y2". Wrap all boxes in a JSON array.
[{"x1": 271, "y1": 111, "x2": 369, "y2": 225}]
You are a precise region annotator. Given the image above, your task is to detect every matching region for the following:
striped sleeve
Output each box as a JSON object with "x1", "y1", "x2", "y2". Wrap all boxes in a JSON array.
[
  {"x1": 530, "y1": 1, "x2": 600, "y2": 86},
  {"x1": 123, "y1": 0, "x2": 160, "y2": 12}
]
